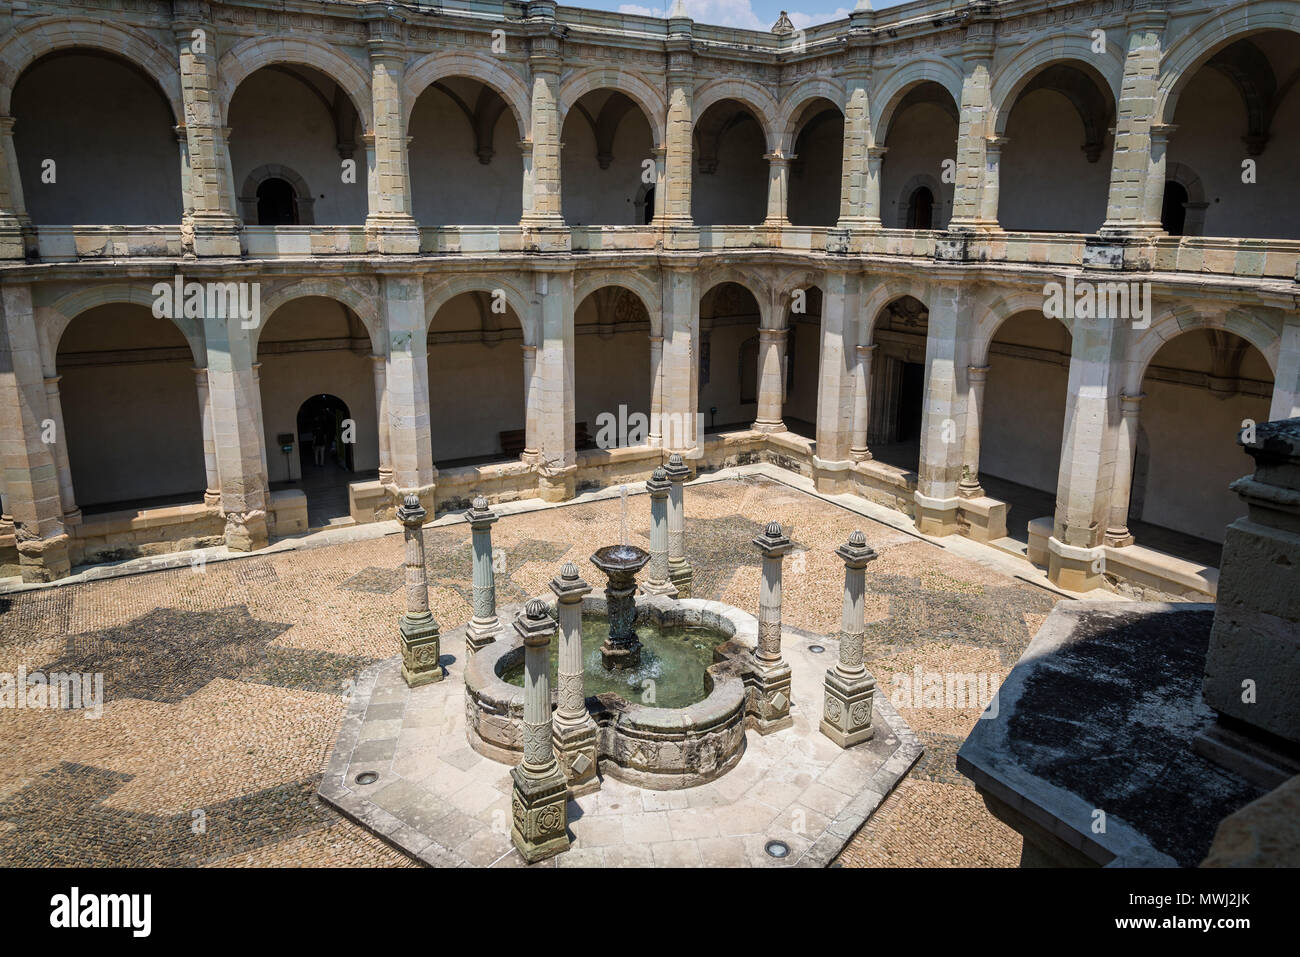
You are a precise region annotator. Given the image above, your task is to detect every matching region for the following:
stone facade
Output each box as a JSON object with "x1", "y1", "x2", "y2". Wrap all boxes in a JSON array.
[{"x1": 2, "y1": 0, "x2": 1298, "y2": 597}]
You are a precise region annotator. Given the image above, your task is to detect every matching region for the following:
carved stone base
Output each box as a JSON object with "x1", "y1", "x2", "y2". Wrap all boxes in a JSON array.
[
  {"x1": 553, "y1": 718, "x2": 601, "y2": 796},
  {"x1": 668, "y1": 563, "x2": 694, "y2": 598},
  {"x1": 749, "y1": 659, "x2": 793, "y2": 734},
  {"x1": 538, "y1": 465, "x2": 576, "y2": 502},
  {"x1": 400, "y1": 615, "x2": 443, "y2": 687},
  {"x1": 510, "y1": 763, "x2": 570, "y2": 862},
  {"x1": 638, "y1": 578, "x2": 678, "y2": 598},
  {"x1": 820, "y1": 667, "x2": 876, "y2": 748},
  {"x1": 465, "y1": 619, "x2": 501, "y2": 658},
  {"x1": 16, "y1": 531, "x2": 71, "y2": 583},
  {"x1": 223, "y1": 509, "x2": 269, "y2": 552},
  {"x1": 600, "y1": 638, "x2": 641, "y2": 671}
]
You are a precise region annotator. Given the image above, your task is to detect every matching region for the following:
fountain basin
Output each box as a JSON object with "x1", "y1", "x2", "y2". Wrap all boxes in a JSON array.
[{"x1": 464, "y1": 594, "x2": 758, "y2": 790}]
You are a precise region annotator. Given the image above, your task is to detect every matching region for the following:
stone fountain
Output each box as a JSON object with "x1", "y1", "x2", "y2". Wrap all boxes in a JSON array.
[{"x1": 589, "y1": 542, "x2": 650, "y2": 670}]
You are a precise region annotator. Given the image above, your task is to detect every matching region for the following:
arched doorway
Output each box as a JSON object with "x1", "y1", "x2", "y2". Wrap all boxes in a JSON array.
[
  {"x1": 866, "y1": 295, "x2": 930, "y2": 472},
  {"x1": 906, "y1": 187, "x2": 935, "y2": 229},
  {"x1": 782, "y1": 286, "x2": 823, "y2": 439},
  {"x1": 699, "y1": 281, "x2": 762, "y2": 432},
  {"x1": 290, "y1": 394, "x2": 355, "y2": 529},
  {"x1": 257, "y1": 177, "x2": 299, "y2": 226},
  {"x1": 1161, "y1": 180, "x2": 1189, "y2": 235},
  {"x1": 574, "y1": 286, "x2": 653, "y2": 451}
]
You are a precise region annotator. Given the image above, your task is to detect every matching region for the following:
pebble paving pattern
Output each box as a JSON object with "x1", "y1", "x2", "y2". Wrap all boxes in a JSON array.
[{"x1": 0, "y1": 476, "x2": 1063, "y2": 866}]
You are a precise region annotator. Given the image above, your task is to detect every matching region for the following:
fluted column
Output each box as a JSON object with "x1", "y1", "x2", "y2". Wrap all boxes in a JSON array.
[
  {"x1": 958, "y1": 364, "x2": 989, "y2": 498},
  {"x1": 753, "y1": 327, "x2": 788, "y2": 432},
  {"x1": 191, "y1": 367, "x2": 220, "y2": 506},
  {"x1": 851, "y1": 343, "x2": 875, "y2": 460},
  {"x1": 821, "y1": 530, "x2": 879, "y2": 748},
  {"x1": 371, "y1": 355, "x2": 393, "y2": 484},
  {"x1": 509, "y1": 598, "x2": 571, "y2": 862},
  {"x1": 1104, "y1": 393, "x2": 1145, "y2": 547},
  {"x1": 664, "y1": 452, "x2": 693, "y2": 596},
  {"x1": 763, "y1": 152, "x2": 794, "y2": 228},
  {"x1": 641, "y1": 467, "x2": 675, "y2": 596},
  {"x1": 41, "y1": 376, "x2": 79, "y2": 526},
  {"x1": 550, "y1": 562, "x2": 597, "y2": 794},
  {"x1": 750, "y1": 520, "x2": 794, "y2": 734},
  {"x1": 465, "y1": 495, "x2": 501, "y2": 656},
  {"x1": 397, "y1": 494, "x2": 442, "y2": 686}
]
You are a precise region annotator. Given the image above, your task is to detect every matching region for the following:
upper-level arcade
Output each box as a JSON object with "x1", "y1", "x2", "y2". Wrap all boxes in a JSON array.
[{"x1": 0, "y1": 0, "x2": 1296, "y2": 279}]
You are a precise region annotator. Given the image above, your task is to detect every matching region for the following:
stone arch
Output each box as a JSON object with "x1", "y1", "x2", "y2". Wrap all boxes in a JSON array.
[
  {"x1": 896, "y1": 173, "x2": 944, "y2": 228},
  {"x1": 775, "y1": 79, "x2": 846, "y2": 153},
  {"x1": 1157, "y1": 2, "x2": 1300, "y2": 124},
  {"x1": 0, "y1": 17, "x2": 183, "y2": 119},
  {"x1": 1127, "y1": 304, "x2": 1282, "y2": 395},
  {"x1": 861, "y1": 279, "x2": 930, "y2": 342},
  {"x1": 1164, "y1": 161, "x2": 1209, "y2": 236},
  {"x1": 872, "y1": 58, "x2": 966, "y2": 144},
  {"x1": 239, "y1": 164, "x2": 316, "y2": 225},
  {"x1": 989, "y1": 38, "x2": 1124, "y2": 138},
  {"x1": 217, "y1": 36, "x2": 373, "y2": 131},
  {"x1": 697, "y1": 267, "x2": 771, "y2": 328},
  {"x1": 971, "y1": 289, "x2": 1072, "y2": 367},
  {"x1": 402, "y1": 52, "x2": 531, "y2": 138},
  {"x1": 40, "y1": 283, "x2": 205, "y2": 376},
  {"x1": 770, "y1": 269, "x2": 825, "y2": 325},
  {"x1": 692, "y1": 78, "x2": 779, "y2": 150},
  {"x1": 256, "y1": 278, "x2": 384, "y2": 358},
  {"x1": 575, "y1": 273, "x2": 662, "y2": 336},
  {"x1": 558, "y1": 67, "x2": 667, "y2": 147},
  {"x1": 424, "y1": 275, "x2": 532, "y2": 342}
]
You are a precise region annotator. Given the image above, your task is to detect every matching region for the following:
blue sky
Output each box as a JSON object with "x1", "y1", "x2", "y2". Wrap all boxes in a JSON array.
[{"x1": 592, "y1": 0, "x2": 911, "y2": 32}]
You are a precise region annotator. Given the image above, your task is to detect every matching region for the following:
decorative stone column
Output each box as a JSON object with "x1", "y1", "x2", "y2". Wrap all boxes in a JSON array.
[
  {"x1": 664, "y1": 452, "x2": 694, "y2": 596},
  {"x1": 550, "y1": 562, "x2": 598, "y2": 794},
  {"x1": 371, "y1": 355, "x2": 393, "y2": 485},
  {"x1": 750, "y1": 521, "x2": 794, "y2": 734},
  {"x1": 509, "y1": 598, "x2": 570, "y2": 862},
  {"x1": 397, "y1": 494, "x2": 442, "y2": 687},
  {"x1": 641, "y1": 468, "x2": 676, "y2": 596},
  {"x1": 364, "y1": 9, "x2": 420, "y2": 253},
  {"x1": 763, "y1": 152, "x2": 794, "y2": 229},
  {"x1": 466, "y1": 495, "x2": 502, "y2": 656},
  {"x1": 193, "y1": 367, "x2": 221, "y2": 506},
  {"x1": 591, "y1": 542, "x2": 649, "y2": 671},
  {"x1": 958, "y1": 364, "x2": 989, "y2": 498},
  {"x1": 42, "y1": 376, "x2": 79, "y2": 526},
  {"x1": 753, "y1": 327, "x2": 788, "y2": 432},
  {"x1": 1104, "y1": 393, "x2": 1145, "y2": 547},
  {"x1": 851, "y1": 343, "x2": 875, "y2": 460},
  {"x1": 821, "y1": 530, "x2": 879, "y2": 748}
]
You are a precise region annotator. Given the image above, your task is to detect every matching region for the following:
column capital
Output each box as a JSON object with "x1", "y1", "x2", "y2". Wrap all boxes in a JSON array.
[
  {"x1": 467, "y1": 493, "x2": 499, "y2": 530},
  {"x1": 763, "y1": 152, "x2": 796, "y2": 166},
  {"x1": 758, "y1": 326, "x2": 789, "y2": 340},
  {"x1": 550, "y1": 561, "x2": 592, "y2": 603},
  {"x1": 753, "y1": 520, "x2": 793, "y2": 558},
  {"x1": 835, "y1": 529, "x2": 878, "y2": 569},
  {"x1": 1120, "y1": 391, "x2": 1146, "y2": 413},
  {"x1": 396, "y1": 492, "x2": 427, "y2": 528}
]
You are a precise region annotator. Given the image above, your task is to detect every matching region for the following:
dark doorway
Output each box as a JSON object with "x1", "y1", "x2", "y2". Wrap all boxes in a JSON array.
[
  {"x1": 291, "y1": 394, "x2": 354, "y2": 529},
  {"x1": 897, "y1": 361, "x2": 925, "y2": 441},
  {"x1": 1161, "y1": 180, "x2": 1188, "y2": 236},
  {"x1": 643, "y1": 186, "x2": 655, "y2": 224},
  {"x1": 257, "y1": 177, "x2": 298, "y2": 226},
  {"x1": 906, "y1": 187, "x2": 934, "y2": 229}
]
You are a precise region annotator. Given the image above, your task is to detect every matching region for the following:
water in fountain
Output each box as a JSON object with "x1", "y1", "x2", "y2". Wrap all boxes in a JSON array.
[{"x1": 605, "y1": 483, "x2": 640, "y2": 564}]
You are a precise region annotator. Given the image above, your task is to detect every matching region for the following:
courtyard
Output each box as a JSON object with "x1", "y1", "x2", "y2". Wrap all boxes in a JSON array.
[{"x1": 0, "y1": 470, "x2": 1061, "y2": 867}]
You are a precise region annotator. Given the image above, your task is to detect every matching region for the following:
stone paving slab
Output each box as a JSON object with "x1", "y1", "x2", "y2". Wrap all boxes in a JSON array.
[{"x1": 319, "y1": 617, "x2": 921, "y2": 868}]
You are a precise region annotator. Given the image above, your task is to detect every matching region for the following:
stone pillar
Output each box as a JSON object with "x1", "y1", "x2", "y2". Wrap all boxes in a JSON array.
[
  {"x1": 509, "y1": 598, "x2": 571, "y2": 862},
  {"x1": 814, "y1": 270, "x2": 860, "y2": 494},
  {"x1": 521, "y1": 343, "x2": 542, "y2": 461},
  {"x1": 641, "y1": 468, "x2": 676, "y2": 596},
  {"x1": 763, "y1": 153, "x2": 794, "y2": 229},
  {"x1": 1048, "y1": 309, "x2": 1123, "y2": 591},
  {"x1": 1199, "y1": 418, "x2": 1300, "y2": 758},
  {"x1": 957, "y1": 364, "x2": 989, "y2": 498},
  {"x1": 0, "y1": 284, "x2": 70, "y2": 581},
  {"x1": 0, "y1": 115, "x2": 30, "y2": 259},
  {"x1": 750, "y1": 521, "x2": 794, "y2": 734},
  {"x1": 365, "y1": 11, "x2": 420, "y2": 253},
  {"x1": 397, "y1": 494, "x2": 442, "y2": 686},
  {"x1": 851, "y1": 343, "x2": 875, "y2": 460},
  {"x1": 978, "y1": 137, "x2": 1008, "y2": 226},
  {"x1": 753, "y1": 327, "x2": 788, "y2": 433},
  {"x1": 382, "y1": 275, "x2": 436, "y2": 506},
  {"x1": 533, "y1": 269, "x2": 576, "y2": 500},
  {"x1": 1103, "y1": 392, "x2": 1145, "y2": 547},
  {"x1": 550, "y1": 562, "x2": 598, "y2": 794},
  {"x1": 193, "y1": 367, "x2": 221, "y2": 506},
  {"x1": 664, "y1": 452, "x2": 694, "y2": 596},
  {"x1": 42, "y1": 375, "x2": 79, "y2": 526},
  {"x1": 1270, "y1": 314, "x2": 1300, "y2": 421},
  {"x1": 250, "y1": 362, "x2": 270, "y2": 501},
  {"x1": 371, "y1": 354, "x2": 393, "y2": 485},
  {"x1": 662, "y1": 13, "x2": 695, "y2": 240},
  {"x1": 521, "y1": 3, "x2": 566, "y2": 248},
  {"x1": 915, "y1": 282, "x2": 975, "y2": 536},
  {"x1": 171, "y1": 8, "x2": 242, "y2": 256},
  {"x1": 466, "y1": 495, "x2": 502, "y2": 656},
  {"x1": 659, "y1": 267, "x2": 700, "y2": 460},
  {"x1": 202, "y1": 304, "x2": 268, "y2": 552},
  {"x1": 837, "y1": 15, "x2": 874, "y2": 231},
  {"x1": 947, "y1": 19, "x2": 999, "y2": 230},
  {"x1": 1100, "y1": 9, "x2": 1170, "y2": 236},
  {"x1": 821, "y1": 530, "x2": 879, "y2": 748},
  {"x1": 647, "y1": 335, "x2": 664, "y2": 447}
]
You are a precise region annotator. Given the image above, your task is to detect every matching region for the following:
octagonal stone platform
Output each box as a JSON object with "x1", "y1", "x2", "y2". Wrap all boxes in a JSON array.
[{"x1": 319, "y1": 612, "x2": 922, "y2": 867}]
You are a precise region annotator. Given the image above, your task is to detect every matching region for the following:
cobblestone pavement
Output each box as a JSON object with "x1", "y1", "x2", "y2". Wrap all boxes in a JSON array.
[{"x1": 0, "y1": 475, "x2": 1061, "y2": 866}]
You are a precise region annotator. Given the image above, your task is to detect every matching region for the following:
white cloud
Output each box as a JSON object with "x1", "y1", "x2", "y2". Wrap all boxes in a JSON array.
[
  {"x1": 618, "y1": 3, "x2": 851, "y2": 31},
  {"x1": 788, "y1": 8, "x2": 852, "y2": 29}
]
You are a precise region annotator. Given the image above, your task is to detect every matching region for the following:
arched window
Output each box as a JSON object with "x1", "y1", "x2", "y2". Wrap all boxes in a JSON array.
[
  {"x1": 256, "y1": 177, "x2": 299, "y2": 226},
  {"x1": 906, "y1": 186, "x2": 934, "y2": 229},
  {"x1": 1161, "y1": 180, "x2": 1189, "y2": 236}
]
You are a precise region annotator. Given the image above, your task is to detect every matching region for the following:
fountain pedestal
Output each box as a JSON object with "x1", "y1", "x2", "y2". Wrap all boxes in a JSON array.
[{"x1": 590, "y1": 544, "x2": 650, "y2": 671}]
